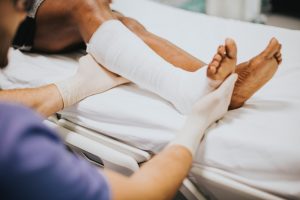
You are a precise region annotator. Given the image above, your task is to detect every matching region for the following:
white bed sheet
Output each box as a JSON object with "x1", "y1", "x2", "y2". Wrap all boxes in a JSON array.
[{"x1": 1, "y1": 0, "x2": 300, "y2": 198}]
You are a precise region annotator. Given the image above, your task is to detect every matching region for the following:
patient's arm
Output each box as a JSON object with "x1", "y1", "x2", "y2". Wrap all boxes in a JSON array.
[{"x1": 0, "y1": 84, "x2": 63, "y2": 117}]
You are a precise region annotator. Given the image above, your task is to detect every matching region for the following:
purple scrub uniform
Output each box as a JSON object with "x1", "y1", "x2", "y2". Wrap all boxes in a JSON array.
[{"x1": 0, "y1": 102, "x2": 111, "y2": 200}]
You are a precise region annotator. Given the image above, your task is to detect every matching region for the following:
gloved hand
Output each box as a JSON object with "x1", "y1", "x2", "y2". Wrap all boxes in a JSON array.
[
  {"x1": 55, "y1": 54, "x2": 129, "y2": 108},
  {"x1": 169, "y1": 73, "x2": 238, "y2": 156}
]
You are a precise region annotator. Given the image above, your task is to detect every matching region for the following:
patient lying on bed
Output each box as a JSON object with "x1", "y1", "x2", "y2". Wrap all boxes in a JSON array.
[{"x1": 13, "y1": 0, "x2": 282, "y2": 113}]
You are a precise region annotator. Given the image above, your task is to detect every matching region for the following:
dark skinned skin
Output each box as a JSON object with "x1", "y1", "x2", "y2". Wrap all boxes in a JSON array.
[{"x1": 31, "y1": 0, "x2": 282, "y2": 109}]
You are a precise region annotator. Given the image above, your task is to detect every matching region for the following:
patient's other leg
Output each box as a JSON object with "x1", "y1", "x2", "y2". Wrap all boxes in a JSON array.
[{"x1": 115, "y1": 15, "x2": 207, "y2": 72}]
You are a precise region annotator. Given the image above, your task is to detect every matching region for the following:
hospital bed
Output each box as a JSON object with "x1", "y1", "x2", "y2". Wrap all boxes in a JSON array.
[
  {"x1": 44, "y1": 117, "x2": 206, "y2": 200},
  {"x1": 1, "y1": 0, "x2": 300, "y2": 199},
  {"x1": 44, "y1": 117, "x2": 288, "y2": 200}
]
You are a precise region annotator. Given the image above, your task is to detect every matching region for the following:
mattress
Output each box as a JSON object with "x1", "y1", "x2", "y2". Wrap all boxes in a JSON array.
[{"x1": 1, "y1": 0, "x2": 300, "y2": 199}]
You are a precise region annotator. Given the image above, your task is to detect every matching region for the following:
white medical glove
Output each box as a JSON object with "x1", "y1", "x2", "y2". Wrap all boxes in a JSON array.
[
  {"x1": 169, "y1": 74, "x2": 238, "y2": 156},
  {"x1": 55, "y1": 54, "x2": 129, "y2": 108}
]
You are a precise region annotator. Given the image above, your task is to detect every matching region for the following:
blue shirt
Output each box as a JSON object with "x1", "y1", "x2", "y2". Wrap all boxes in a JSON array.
[{"x1": 0, "y1": 103, "x2": 111, "y2": 200}]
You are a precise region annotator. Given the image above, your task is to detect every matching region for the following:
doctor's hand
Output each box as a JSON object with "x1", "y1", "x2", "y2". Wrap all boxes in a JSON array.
[
  {"x1": 55, "y1": 54, "x2": 129, "y2": 108},
  {"x1": 169, "y1": 73, "x2": 238, "y2": 156},
  {"x1": 191, "y1": 73, "x2": 238, "y2": 130}
]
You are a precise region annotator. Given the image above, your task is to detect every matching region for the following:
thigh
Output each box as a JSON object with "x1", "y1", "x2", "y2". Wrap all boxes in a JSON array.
[{"x1": 33, "y1": 1, "x2": 84, "y2": 53}]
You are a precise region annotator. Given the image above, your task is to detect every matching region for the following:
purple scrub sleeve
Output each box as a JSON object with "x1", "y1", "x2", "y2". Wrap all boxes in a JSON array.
[{"x1": 0, "y1": 103, "x2": 111, "y2": 200}]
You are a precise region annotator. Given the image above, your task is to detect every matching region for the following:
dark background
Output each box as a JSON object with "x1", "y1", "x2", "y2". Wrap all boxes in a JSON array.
[{"x1": 271, "y1": 0, "x2": 300, "y2": 18}]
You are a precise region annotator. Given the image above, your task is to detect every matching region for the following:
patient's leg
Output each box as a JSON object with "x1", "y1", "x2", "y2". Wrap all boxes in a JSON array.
[
  {"x1": 87, "y1": 19, "x2": 236, "y2": 113},
  {"x1": 117, "y1": 16, "x2": 282, "y2": 110},
  {"x1": 32, "y1": 5, "x2": 281, "y2": 110},
  {"x1": 115, "y1": 15, "x2": 206, "y2": 72}
]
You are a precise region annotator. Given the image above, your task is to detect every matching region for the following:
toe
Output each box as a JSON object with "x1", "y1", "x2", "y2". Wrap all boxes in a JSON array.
[
  {"x1": 207, "y1": 65, "x2": 217, "y2": 76},
  {"x1": 279, "y1": 43, "x2": 282, "y2": 51},
  {"x1": 225, "y1": 38, "x2": 237, "y2": 59},
  {"x1": 275, "y1": 44, "x2": 282, "y2": 55},
  {"x1": 277, "y1": 57, "x2": 282, "y2": 64},
  {"x1": 211, "y1": 60, "x2": 220, "y2": 68},
  {"x1": 277, "y1": 55, "x2": 282, "y2": 64},
  {"x1": 213, "y1": 54, "x2": 223, "y2": 62},
  {"x1": 275, "y1": 44, "x2": 282, "y2": 64},
  {"x1": 218, "y1": 45, "x2": 226, "y2": 58},
  {"x1": 263, "y1": 38, "x2": 281, "y2": 59},
  {"x1": 275, "y1": 53, "x2": 282, "y2": 60}
]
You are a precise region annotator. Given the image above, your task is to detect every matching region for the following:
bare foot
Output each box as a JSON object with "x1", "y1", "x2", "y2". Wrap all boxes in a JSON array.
[
  {"x1": 207, "y1": 38, "x2": 237, "y2": 83},
  {"x1": 229, "y1": 38, "x2": 282, "y2": 110}
]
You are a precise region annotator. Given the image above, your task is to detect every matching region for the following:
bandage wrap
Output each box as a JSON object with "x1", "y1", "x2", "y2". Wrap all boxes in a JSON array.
[{"x1": 87, "y1": 20, "x2": 219, "y2": 114}]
